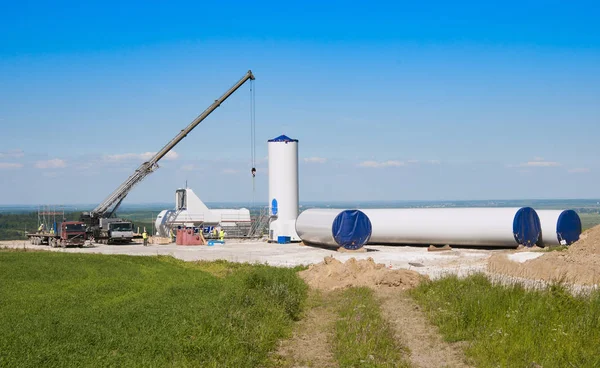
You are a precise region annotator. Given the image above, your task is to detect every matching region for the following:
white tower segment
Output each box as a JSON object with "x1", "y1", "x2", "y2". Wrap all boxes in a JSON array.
[{"x1": 268, "y1": 135, "x2": 300, "y2": 241}]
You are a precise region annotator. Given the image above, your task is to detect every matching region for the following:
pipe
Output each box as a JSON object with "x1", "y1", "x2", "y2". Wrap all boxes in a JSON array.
[
  {"x1": 295, "y1": 209, "x2": 372, "y2": 249},
  {"x1": 537, "y1": 209, "x2": 581, "y2": 246},
  {"x1": 361, "y1": 207, "x2": 541, "y2": 247}
]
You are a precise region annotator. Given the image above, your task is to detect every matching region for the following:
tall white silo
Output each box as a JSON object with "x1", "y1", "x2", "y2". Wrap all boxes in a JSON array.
[{"x1": 268, "y1": 134, "x2": 300, "y2": 241}]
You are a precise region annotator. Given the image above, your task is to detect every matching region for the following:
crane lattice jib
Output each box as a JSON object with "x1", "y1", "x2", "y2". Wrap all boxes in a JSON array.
[{"x1": 91, "y1": 70, "x2": 255, "y2": 218}]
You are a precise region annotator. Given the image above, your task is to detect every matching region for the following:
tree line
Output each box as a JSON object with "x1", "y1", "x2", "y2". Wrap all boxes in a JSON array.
[{"x1": 0, "y1": 213, "x2": 154, "y2": 240}]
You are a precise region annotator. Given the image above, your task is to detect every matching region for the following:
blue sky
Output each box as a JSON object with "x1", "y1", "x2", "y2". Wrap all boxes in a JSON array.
[{"x1": 0, "y1": 0, "x2": 599, "y2": 205}]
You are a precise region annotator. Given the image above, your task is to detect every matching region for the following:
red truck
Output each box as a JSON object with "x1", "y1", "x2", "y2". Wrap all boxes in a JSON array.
[{"x1": 27, "y1": 221, "x2": 87, "y2": 248}]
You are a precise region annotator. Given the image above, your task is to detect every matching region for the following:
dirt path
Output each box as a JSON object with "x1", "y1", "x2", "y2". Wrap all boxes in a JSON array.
[
  {"x1": 269, "y1": 291, "x2": 338, "y2": 368},
  {"x1": 377, "y1": 289, "x2": 472, "y2": 368}
]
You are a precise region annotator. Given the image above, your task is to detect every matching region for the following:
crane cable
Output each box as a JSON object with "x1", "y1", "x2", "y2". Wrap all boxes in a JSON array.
[{"x1": 250, "y1": 79, "x2": 256, "y2": 205}]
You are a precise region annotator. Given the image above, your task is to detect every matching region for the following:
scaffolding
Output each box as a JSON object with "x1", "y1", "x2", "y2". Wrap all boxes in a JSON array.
[
  {"x1": 36, "y1": 205, "x2": 65, "y2": 233},
  {"x1": 246, "y1": 206, "x2": 270, "y2": 238}
]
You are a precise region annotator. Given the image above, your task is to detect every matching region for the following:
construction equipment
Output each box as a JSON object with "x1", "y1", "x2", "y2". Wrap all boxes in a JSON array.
[
  {"x1": 81, "y1": 70, "x2": 256, "y2": 243},
  {"x1": 27, "y1": 221, "x2": 87, "y2": 248}
]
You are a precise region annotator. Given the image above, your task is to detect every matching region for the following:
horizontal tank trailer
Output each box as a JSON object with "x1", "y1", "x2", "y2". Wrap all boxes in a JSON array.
[{"x1": 27, "y1": 221, "x2": 87, "y2": 248}]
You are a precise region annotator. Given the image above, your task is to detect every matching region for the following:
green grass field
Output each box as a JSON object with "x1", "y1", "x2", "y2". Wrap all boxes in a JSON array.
[
  {"x1": 0, "y1": 251, "x2": 307, "y2": 367},
  {"x1": 579, "y1": 213, "x2": 600, "y2": 231},
  {"x1": 411, "y1": 275, "x2": 600, "y2": 368}
]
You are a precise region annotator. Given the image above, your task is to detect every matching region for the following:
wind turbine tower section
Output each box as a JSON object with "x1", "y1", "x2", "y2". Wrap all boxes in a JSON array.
[{"x1": 268, "y1": 135, "x2": 300, "y2": 242}]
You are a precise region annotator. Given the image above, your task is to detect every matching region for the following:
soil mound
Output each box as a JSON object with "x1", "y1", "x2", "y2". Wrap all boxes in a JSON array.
[
  {"x1": 488, "y1": 224, "x2": 600, "y2": 286},
  {"x1": 299, "y1": 256, "x2": 426, "y2": 291}
]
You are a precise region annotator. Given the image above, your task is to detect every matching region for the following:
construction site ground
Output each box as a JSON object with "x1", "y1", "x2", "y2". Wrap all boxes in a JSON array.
[{"x1": 0, "y1": 239, "x2": 512, "y2": 279}]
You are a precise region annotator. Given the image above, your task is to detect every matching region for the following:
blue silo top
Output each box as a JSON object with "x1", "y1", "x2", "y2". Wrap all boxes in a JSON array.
[{"x1": 268, "y1": 135, "x2": 298, "y2": 142}]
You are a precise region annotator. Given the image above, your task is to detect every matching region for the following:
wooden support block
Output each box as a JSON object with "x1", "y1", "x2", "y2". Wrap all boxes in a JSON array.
[{"x1": 427, "y1": 244, "x2": 452, "y2": 252}]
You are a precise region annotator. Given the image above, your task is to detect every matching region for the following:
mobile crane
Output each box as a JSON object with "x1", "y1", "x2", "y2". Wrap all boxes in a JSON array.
[{"x1": 81, "y1": 70, "x2": 256, "y2": 243}]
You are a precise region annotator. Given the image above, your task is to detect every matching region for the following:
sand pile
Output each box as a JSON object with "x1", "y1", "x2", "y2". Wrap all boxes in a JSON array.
[
  {"x1": 299, "y1": 256, "x2": 426, "y2": 291},
  {"x1": 488, "y1": 225, "x2": 600, "y2": 286}
]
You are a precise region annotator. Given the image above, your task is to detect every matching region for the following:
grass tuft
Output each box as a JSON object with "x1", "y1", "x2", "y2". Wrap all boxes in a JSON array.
[
  {"x1": 411, "y1": 274, "x2": 600, "y2": 368},
  {"x1": 540, "y1": 245, "x2": 569, "y2": 252},
  {"x1": 334, "y1": 287, "x2": 411, "y2": 368}
]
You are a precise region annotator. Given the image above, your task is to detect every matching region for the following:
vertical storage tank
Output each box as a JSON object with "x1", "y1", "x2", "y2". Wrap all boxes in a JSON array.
[
  {"x1": 295, "y1": 209, "x2": 372, "y2": 249},
  {"x1": 268, "y1": 135, "x2": 300, "y2": 241},
  {"x1": 537, "y1": 209, "x2": 582, "y2": 246},
  {"x1": 361, "y1": 207, "x2": 542, "y2": 247}
]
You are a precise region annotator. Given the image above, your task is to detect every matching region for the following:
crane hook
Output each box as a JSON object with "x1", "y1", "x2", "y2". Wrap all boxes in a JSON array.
[{"x1": 251, "y1": 167, "x2": 256, "y2": 177}]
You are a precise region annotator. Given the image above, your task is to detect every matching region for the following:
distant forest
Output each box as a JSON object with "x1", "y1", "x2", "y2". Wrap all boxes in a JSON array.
[{"x1": 0, "y1": 212, "x2": 78, "y2": 240}]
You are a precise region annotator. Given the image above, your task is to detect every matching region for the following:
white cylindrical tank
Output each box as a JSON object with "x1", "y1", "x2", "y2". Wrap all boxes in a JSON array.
[
  {"x1": 295, "y1": 209, "x2": 372, "y2": 249},
  {"x1": 361, "y1": 207, "x2": 542, "y2": 247},
  {"x1": 537, "y1": 209, "x2": 581, "y2": 246},
  {"x1": 268, "y1": 135, "x2": 300, "y2": 241}
]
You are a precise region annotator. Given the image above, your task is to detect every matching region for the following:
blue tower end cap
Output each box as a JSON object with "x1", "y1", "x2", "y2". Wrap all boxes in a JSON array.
[
  {"x1": 332, "y1": 210, "x2": 372, "y2": 250},
  {"x1": 268, "y1": 135, "x2": 298, "y2": 143}
]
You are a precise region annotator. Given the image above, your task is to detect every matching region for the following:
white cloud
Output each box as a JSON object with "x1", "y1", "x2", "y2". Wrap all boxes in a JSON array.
[
  {"x1": 520, "y1": 161, "x2": 561, "y2": 167},
  {"x1": 181, "y1": 164, "x2": 196, "y2": 171},
  {"x1": 0, "y1": 162, "x2": 23, "y2": 169},
  {"x1": 0, "y1": 150, "x2": 24, "y2": 159},
  {"x1": 35, "y1": 159, "x2": 67, "y2": 169},
  {"x1": 303, "y1": 157, "x2": 327, "y2": 164},
  {"x1": 428, "y1": 160, "x2": 441, "y2": 165},
  {"x1": 221, "y1": 168, "x2": 239, "y2": 175},
  {"x1": 105, "y1": 151, "x2": 179, "y2": 162},
  {"x1": 569, "y1": 168, "x2": 590, "y2": 173},
  {"x1": 358, "y1": 160, "x2": 405, "y2": 168},
  {"x1": 407, "y1": 160, "x2": 420, "y2": 164},
  {"x1": 516, "y1": 158, "x2": 561, "y2": 168}
]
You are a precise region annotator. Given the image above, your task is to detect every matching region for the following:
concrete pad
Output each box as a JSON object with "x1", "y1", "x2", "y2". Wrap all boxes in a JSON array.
[{"x1": 0, "y1": 239, "x2": 502, "y2": 279}]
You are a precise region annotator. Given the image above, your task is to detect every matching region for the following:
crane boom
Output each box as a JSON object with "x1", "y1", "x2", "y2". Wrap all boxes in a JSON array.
[{"x1": 91, "y1": 70, "x2": 255, "y2": 218}]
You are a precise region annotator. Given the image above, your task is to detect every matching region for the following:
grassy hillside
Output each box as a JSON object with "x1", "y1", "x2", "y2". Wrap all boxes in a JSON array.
[
  {"x1": 0, "y1": 252, "x2": 307, "y2": 367},
  {"x1": 411, "y1": 275, "x2": 600, "y2": 367}
]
